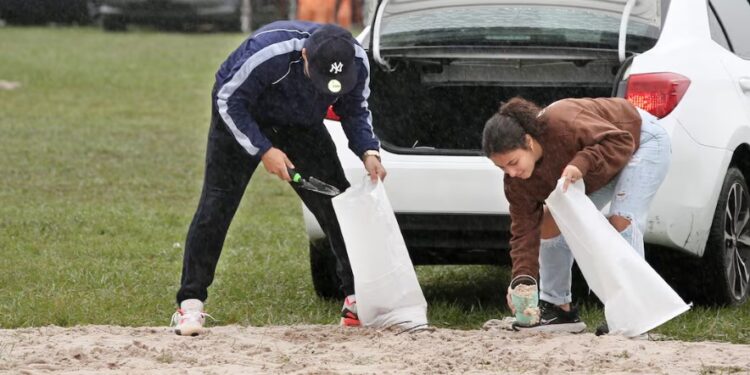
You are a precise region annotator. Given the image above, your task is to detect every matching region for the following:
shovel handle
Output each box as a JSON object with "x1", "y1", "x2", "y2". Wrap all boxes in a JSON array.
[{"x1": 287, "y1": 167, "x2": 302, "y2": 183}]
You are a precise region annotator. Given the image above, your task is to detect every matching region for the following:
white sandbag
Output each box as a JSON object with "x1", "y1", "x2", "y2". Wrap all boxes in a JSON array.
[
  {"x1": 545, "y1": 179, "x2": 690, "y2": 337},
  {"x1": 332, "y1": 177, "x2": 428, "y2": 329}
]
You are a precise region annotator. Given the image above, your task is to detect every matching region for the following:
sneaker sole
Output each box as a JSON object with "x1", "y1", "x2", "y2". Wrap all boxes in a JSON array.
[
  {"x1": 513, "y1": 321, "x2": 587, "y2": 333},
  {"x1": 175, "y1": 329, "x2": 201, "y2": 337},
  {"x1": 175, "y1": 325, "x2": 204, "y2": 336}
]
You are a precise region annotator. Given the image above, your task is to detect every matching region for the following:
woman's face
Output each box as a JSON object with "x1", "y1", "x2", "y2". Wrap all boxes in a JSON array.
[{"x1": 489, "y1": 147, "x2": 537, "y2": 179}]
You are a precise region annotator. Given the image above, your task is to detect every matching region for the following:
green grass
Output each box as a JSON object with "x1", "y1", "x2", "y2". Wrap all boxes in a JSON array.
[{"x1": 1, "y1": 26, "x2": 749, "y2": 344}]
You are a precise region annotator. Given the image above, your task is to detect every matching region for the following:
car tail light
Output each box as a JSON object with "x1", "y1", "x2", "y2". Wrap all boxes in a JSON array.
[
  {"x1": 325, "y1": 106, "x2": 340, "y2": 121},
  {"x1": 625, "y1": 73, "x2": 691, "y2": 119}
]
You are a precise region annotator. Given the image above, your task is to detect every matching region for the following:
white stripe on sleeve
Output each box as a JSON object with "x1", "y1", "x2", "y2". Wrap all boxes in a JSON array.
[
  {"x1": 216, "y1": 38, "x2": 306, "y2": 155},
  {"x1": 354, "y1": 45, "x2": 377, "y2": 145}
]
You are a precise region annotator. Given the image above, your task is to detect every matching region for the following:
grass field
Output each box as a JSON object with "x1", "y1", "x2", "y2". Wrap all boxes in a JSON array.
[{"x1": 1, "y1": 26, "x2": 749, "y2": 344}]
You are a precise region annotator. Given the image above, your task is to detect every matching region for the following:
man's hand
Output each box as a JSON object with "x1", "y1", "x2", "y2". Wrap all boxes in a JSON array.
[
  {"x1": 261, "y1": 147, "x2": 295, "y2": 181},
  {"x1": 364, "y1": 155, "x2": 387, "y2": 182},
  {"x1": 561, "y1": 164, "x2": 583, "y2": 192}
]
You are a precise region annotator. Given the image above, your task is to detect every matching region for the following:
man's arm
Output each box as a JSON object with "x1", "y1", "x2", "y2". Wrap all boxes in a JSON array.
[
  {"x1": 216, "y1": 41, "x2": 307, "y2": 181},
  {"x1": 333, "y1": 46, "x2": 380, "y2": 157},
  {"x1": 215, "y1": 43, "x2": 304, "y2": 158},
  {"x1": 505, "y1": 182, "x2": 544, "y2": 281},
  {"x1": 216, "y1": 64, "x2": 273, "y2": 157},
  {"x1": 333, "y1": 45, "x2": 384, "y2": 181}
]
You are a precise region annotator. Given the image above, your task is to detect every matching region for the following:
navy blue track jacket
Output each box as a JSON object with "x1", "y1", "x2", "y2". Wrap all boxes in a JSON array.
[{"x1": 214, "y1": 20, "x2": 380, "y2": 158}]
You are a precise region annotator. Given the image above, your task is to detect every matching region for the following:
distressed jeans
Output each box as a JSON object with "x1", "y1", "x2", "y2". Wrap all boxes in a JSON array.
[{"x1": 539, "y1": 109, "x2": 671, "y2": 305}]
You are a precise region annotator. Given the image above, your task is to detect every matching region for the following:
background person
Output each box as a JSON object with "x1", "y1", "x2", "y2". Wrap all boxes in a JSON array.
[
  {"x1": 171, "y1": 20, "x2": 385, "y2": 336},
  {"x1": 482, "y1": 97, "x2": 670, "y2": 333},
  {"x1": 296, "y1": 0, "x2": 354, "y2": 28}
]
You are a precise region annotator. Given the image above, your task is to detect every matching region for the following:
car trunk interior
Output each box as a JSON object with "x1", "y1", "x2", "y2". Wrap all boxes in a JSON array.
[{"x1": 368, "y1": 56, "x2": 622, "y2": 154}]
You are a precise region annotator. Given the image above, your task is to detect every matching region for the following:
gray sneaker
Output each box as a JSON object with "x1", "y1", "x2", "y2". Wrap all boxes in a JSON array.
[{"x1": 513, "y1": 300, "x2": 587, "y2": 333}]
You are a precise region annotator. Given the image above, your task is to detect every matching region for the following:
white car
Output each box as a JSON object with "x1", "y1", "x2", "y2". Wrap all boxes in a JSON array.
[{"x1": 305, "y1": 0, "x2": 750, "y2": 305}]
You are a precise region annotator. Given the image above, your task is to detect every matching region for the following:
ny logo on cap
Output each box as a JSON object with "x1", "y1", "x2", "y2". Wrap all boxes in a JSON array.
[{"x1": 330, "y1": 62, "x2": 344, "y2": 74}]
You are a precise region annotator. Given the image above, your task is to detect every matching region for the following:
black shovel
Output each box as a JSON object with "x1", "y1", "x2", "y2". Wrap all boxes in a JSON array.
[{"x1": 287, "y1": 168, "x2": 341, "y2": 196}]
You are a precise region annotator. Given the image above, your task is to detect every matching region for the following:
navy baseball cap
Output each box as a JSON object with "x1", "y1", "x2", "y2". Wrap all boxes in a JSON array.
[{"x1": 305, "y1": 24, "x2": 358, "y2": 95}]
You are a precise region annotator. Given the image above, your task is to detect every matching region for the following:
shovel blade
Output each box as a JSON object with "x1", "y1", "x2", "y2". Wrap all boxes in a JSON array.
[{"x1": 307, "y1": 176, "x2": 341, "y2": 196}]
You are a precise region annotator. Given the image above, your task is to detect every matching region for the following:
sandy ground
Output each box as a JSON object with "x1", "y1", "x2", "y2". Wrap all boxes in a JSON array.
[{"x1": 1, "y1": 322, "x2": 749, "y2": 374}]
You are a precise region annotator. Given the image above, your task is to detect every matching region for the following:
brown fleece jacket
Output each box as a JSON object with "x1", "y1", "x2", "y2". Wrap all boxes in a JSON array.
[{"x1": 503, "y1": 98, "x2": 642, "y2": 280}]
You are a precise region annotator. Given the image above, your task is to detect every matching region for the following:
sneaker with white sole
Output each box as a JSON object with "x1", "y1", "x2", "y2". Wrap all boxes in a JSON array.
[
  {"x1": 340, "y1": 295, "x2": 361, "y2": 327},
  {"x1": 171, "y1": 299, "x2": 211, "y2": 336},
  {"x1": 513, "y1": 300, "x2": 587, "y2": 333}
]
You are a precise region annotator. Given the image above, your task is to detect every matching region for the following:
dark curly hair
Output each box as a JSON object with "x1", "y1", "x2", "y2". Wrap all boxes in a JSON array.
[{"x1": 482, "y1": 97, "x2": 546, "y2": 156}]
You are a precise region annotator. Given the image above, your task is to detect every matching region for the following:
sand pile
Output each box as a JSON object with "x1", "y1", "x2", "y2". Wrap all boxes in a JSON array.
[{"x1": 1, "y1": 324, "x2": 749, "y2": 374}]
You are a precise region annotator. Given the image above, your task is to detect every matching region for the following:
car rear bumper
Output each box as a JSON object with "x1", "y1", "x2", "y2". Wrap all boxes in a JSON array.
[
  {"x1": 395, "y1": 213, "x2": 511, "y2": 265},
  {"x1": 305, "y1": 208, "x2": 511, "y2": 265}
]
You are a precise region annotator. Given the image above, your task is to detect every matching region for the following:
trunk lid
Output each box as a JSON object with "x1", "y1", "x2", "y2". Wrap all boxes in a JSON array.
[{"x1": 370, "y1": 0, "x2": 663, "y2": 67}]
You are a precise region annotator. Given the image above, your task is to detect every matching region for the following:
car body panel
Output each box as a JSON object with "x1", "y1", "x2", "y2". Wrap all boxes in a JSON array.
[
  {"x1": 640, "y1": 115, "x2": 731, "y2": 256},
  {"x1": 327, "y1": 118, "x2": 508, "y2": 215},
  {"x1": 634, "y1": 0, "x2": 750, "y2": 150},
  {"x1": 622, "y1": 0, "x2": 750, "y2": 256},
  {"x1": 717, "y1": 54, "x2": 750, "y2": 135}
]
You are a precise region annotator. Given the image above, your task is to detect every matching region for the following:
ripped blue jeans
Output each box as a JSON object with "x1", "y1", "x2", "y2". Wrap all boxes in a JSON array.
[{"x1": 539, "y1": 109, "x2": 671, "y2": 305}]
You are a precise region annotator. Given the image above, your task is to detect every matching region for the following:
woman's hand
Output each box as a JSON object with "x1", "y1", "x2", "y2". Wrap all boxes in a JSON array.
[{"x1": 561, "y1": 164, "x2": 583, "y2": 192}]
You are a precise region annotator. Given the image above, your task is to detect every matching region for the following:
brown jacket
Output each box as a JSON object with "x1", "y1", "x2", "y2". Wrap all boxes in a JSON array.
[{"x1": 504, "y1": 98, "x2": 642, "y2": 280}]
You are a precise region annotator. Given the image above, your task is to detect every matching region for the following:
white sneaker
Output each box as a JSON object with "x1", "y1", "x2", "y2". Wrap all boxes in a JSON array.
[{"x1": 171, "y1": 299, "x2": 210, "y2": 336}]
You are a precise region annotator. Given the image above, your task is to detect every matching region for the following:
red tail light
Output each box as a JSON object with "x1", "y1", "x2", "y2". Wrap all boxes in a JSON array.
[
  {"x1": 325, "y1": 106, "x2": 340, "y2": 121},
  {"x1": 625, "y1": 72, "x2": 691, "y2": 119}
]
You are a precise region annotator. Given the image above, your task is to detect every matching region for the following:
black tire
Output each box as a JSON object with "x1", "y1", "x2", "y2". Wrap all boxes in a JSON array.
[
  {"x1": 309, "y1": 239, "x2": 344, "y2": 299},
  {"x1": 101, "y1": 15, "x2": 126, "y2": 31},
  {"x1": 704, "y1": 167, "x2": 750, "y2": 305}
]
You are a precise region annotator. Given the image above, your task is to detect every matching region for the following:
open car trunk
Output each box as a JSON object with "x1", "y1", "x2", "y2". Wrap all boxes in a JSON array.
[{"x1": 368, "y1": 53, "x2": 624, "y2": 155}]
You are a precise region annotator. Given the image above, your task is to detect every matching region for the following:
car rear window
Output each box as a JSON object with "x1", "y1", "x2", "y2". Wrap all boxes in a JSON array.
[
  {"x1": 711, "y1": 0, "x2": 750, "y2": 59},
  {"x1": 379, "y1": 5, "x2": 660, "y2": 52}
]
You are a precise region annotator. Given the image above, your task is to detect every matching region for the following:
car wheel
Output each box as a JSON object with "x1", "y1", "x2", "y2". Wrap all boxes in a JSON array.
[
  {"x1": 705, "y1": 167, "x2": 750, "y2": 305},
  {"x1": 101, "y1": 15, "x2": 125, "y2": 31},
  {"x1": 309, "y1": 239, "x2": 344, "y2": 299}
]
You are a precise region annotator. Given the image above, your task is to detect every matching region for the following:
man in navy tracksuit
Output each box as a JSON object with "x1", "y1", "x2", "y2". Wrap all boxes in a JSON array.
[{"x1": 172, "y1": 21, "x2": 386, "y2": 336}]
